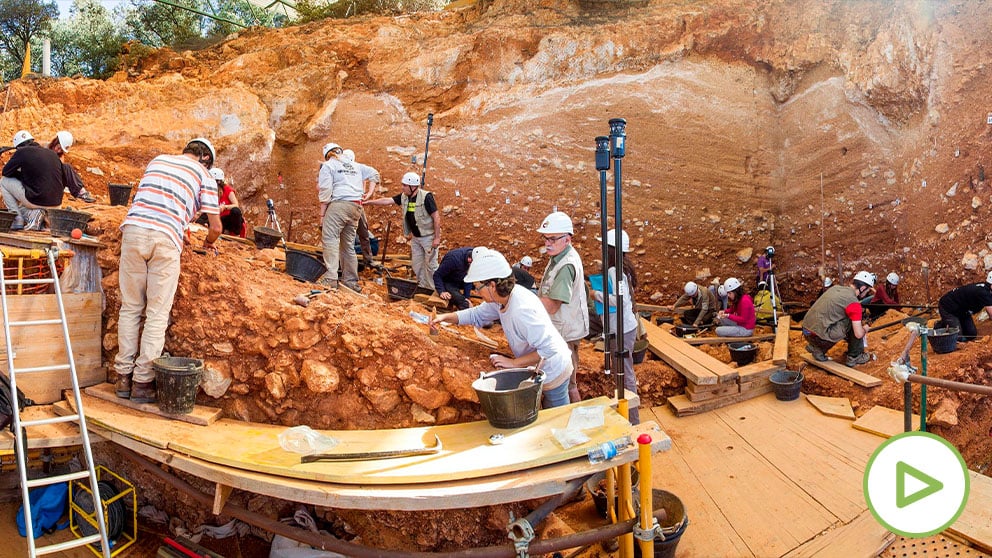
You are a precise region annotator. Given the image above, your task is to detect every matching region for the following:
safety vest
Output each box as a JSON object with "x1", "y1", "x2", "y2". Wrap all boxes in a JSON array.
[
  {"x1": 540, "y1": 246, "x2": 589, "y2": 342},
  {"x1": 400, "y1": 188, "x2": 436, "y2": 237}
]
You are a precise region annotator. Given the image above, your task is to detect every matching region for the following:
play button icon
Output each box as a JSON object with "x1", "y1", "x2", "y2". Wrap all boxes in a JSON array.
[{"x1": 864, "y1": 431, "x2": 970, "y2": 537}]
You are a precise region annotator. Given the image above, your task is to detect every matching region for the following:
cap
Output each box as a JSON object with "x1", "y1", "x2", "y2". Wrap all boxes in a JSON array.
[
  {"x1": 464, "y1": 248, "x2": 512, "y2": 283},
  {"x1": 12, "y1": 130, "x2": 33, "y2": 147},
  {"x1": 536, "y1": 211, "x2": 573, "y2": 235},
  {"x1": 684, "y1": 282, "x2": 698, "y2": 296}
]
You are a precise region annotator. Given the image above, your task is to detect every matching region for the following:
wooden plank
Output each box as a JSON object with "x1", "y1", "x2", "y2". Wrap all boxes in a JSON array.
[
  {"x1": 642, "y1": 320, "x2": 740, "y2": 385},
  {"x1": 84, "y1": 383, "x2": 223, "y2": 426},
  {"x1": 667, "y1": 383, "x2": 775, "y2": 417},
  {"x1": 773, "y1": 315, "x2": 790, "y2": 365},
  {"x1": 800, "y1": 355, "x2": 882, "y2": 387},
  {"x1": 806, "y1": 394, "x2": 855, "y2": 420},
  {"x1": 784, "y1": 509, "x2": 895, "y2": 557},
  {"x1": 685, "y1": 382, "x2": 739, "y2": 402},
  {"x1": 650, "y1": 402, "x2": 837, "y2": 555},
  {"x1": 737, "y1": 361, "x2": 782, "y2": 384},
  {"x1": 0, "y1": 293, "x2": 103, "y2": 403},
  {"x1": 648, "y1": 324, "x2": 740, "y2": 382},
  {"x1": 639, "y1": 407, "x2": 755, "y2": 557},
  {"x1": 68, "y1": 393, "x2": 649, "y2": 485},
  {"x1": 0, "y1": 404, "x2": 89, "y2": 451},
  {"x1": 738, "y1": 377, "x2": 772, "y2": 394},
  {"x1": 852, "y1": 405, "x2": 919, "y2": 437},
  {"x1": 79, "y1": 404, "x2": 670, "y2": 511},
  {"x1": 212, "y1": 484, "x2": 233, "y2": 515},
  {"x1": 951, "y1": 471, "x2": 992, "y2": 552},
  {"x1": 684, "y1": 334, "x2": 775, "y2": 346}
]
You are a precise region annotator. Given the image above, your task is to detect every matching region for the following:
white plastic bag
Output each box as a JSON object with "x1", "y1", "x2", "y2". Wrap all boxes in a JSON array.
[
  {"x1": 278, "y1": 426, "x2": 338, "y2": 456},
  {"x1": 269, "y1": 535, "x2": 346, "y2": 558},
  {"x1": 551, "y1": 427, "x2": 591, "y2": 450},
  {"x1": 566, "y1": 405, "x2": 605, "y2": 431}
]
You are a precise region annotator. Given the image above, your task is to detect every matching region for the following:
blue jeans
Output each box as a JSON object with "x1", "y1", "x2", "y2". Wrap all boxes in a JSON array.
[{"x1": 542, "y1": 381, "x2": 570, "y2": 409}]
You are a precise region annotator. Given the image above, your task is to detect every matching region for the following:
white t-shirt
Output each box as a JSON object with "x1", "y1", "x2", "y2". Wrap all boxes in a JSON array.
[
  {"x1": 455, "y1": 285, "x2": 571, "y2": 389},
  {"x1": 604, "y1": 267, "x2": 637, "y2": 335},
  {"x1": 317, "y1": 158, "x2": 379, "y2": 203}
]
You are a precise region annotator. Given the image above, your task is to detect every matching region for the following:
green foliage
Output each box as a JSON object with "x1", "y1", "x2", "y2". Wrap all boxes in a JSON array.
[
  {"x1": 293, "y1": 0, "x2": 446, "y2": 23},
  {"x1": 50, "y1": 0, "x2": 126, "y2": 78},
  {"x1": 122, "y1": 0, "x2": 206, "y2": 49},
  {"x1": 0, "y1": 0, "x2": 58, "y2": 69}
]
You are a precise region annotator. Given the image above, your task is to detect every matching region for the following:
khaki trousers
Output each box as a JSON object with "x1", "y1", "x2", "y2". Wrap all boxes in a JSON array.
[
  {"x1": 410, "y1": 234, "x2": 437, "y2": 290},
  {"x1": 321, "y1": 201, "x2": 361, "y2": 288}
]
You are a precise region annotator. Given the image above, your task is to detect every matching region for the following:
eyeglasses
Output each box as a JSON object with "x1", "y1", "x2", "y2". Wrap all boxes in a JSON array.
[
  {"x1": 473, "y1": 281, "x2": 488, "y2": 291},
  {"x1": 542, "y1": 234, "x2": 568, "y2": 244}
]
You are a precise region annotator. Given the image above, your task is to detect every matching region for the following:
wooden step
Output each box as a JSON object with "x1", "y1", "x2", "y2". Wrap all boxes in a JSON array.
[{"x1": 800, "y1": 356, "x2": 882, "y2": 387}]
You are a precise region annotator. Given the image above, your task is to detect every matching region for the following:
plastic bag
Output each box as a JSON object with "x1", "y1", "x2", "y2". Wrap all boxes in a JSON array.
[
  {"x1": 566, "y1": 405, "x2": 605, "y2": 431},
  {"x1": 551, "y1": 428, "x2": 591, "y2": 450},
  {"x1": 278, "y1": 426, "x2": 339, "y2": 456}
]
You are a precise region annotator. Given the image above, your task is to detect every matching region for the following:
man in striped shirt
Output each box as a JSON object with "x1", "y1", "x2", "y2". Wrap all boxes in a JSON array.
[{"x1": 114, "y1": 138, "x2": 222, "y2": 404}]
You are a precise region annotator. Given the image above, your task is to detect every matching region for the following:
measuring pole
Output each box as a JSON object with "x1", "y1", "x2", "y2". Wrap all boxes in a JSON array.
[
  {"x1": 421, "y1": 113, "x2": 434, "y2": 187},
  {"x1": 609, "y1": 119, "x2": 627, "y2": 413},
  {"x1": 595, "y1": 136, "x2": 612, "y2": 377}
]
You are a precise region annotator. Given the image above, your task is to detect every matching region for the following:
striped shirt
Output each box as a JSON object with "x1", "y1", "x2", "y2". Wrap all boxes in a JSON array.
[{"x1": 122, "y1": 154, "x2": 219, "y2": 251}]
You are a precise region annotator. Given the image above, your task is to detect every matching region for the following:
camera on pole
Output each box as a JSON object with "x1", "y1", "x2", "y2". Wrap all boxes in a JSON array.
[
  {"x1": 609, "y1": 118, "x2": 626, "y2": 159},
  {"x1": 595, "y1": 135, "x2": 611, "y2": 171}
]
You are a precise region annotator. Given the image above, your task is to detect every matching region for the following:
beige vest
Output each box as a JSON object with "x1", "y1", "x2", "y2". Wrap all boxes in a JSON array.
[
  {"x1": 400, "y1": 188, "x2": 435, "y2": 237},
  {"x1": 540, "y1": 246, "x2": 589, "y2": 342}
]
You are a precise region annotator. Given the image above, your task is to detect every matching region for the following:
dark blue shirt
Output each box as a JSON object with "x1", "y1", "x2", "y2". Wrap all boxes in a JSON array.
[{"x1": 433, "y1": 246, "x2": 474, "y2": 294}]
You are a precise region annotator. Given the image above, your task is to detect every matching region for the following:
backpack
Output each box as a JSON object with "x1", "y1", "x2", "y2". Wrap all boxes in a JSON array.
[{"x1": 17, "y1": 482, "x2": 70, "y2": 538}]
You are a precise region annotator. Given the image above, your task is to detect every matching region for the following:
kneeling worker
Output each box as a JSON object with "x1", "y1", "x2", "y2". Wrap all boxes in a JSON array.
[
  {"x1": 936, "y1": 271, "x2": 992, "y2": 342},
  {"x1": 673, "y1": 281, "x2": 717, "y2": 327},
  {"x1": 802, "y1": 271, "x2": 874, "y2": 367}
]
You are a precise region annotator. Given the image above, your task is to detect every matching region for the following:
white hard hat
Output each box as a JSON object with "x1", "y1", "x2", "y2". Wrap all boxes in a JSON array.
[
  {"x1": 322, "y1": 142, "x2": 342, "y2": 159},
  {"x1": 606, "y1": 228, "x2": 631, "y2": 252},
  {"x1": 56, "y1": 130, "x2": 73, "y2": 151},
  {"x1": 342, "y1": 149, "x2": 355, "y2": 162},
  {"x1": 684, "y1": 282, "x2": 698, "y2": 296},
  {"x1": 986, "y1": 270, "x2": 992, "y2": 284},
  {"x1": 823, "y1": 277, "x2": 833, "y2": 288},
  {"x1": 853, "y1": 270, "x2": 876, "y2": 287},
  {"x1": 12, "y1": 130, "x2": 33, "y2": 147},
  {"x1": 464, "y1": 248, "x2": 512, "y2": 283},
  {"x1": 886, "y1": 272, "x2": 899, "y2": 286},
  {"x1": 724, "y1": 277, "x2": 742, "y2": 292},
  {"x1": 536, "y1": 211, "x2": 573, "y2": 235},
  {"x1": 187, "y1": 137, "x2": 216, "y2": 167},
  {"x1": 209, "y1": 167, "x2": 225, "y2": 181},
  {"x1": 520, "y1": 256, "x2": 533, "y2": 267},
  {"x1": 718, "y1": 285, "x2": 727, "y2": 297},
  {"x1": 401, "y1": 172, "x2": 421, "y2": 187}
]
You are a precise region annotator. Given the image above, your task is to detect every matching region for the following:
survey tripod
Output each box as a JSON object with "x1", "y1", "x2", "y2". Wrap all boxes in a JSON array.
[
  {"x1": 264, "y1": 198, "x2": 281, "y2": 233},
  {"x1": 766, "y1": 264, "x2": 781, "y2": 327}
]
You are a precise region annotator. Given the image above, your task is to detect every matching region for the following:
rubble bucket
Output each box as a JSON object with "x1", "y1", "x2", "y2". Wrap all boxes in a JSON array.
[
  {"x1": 472, "y1": 368, "x2": 544, "y2": 429},
  {"x1": 153, "y1": 357, "x2": 203, "y2": 414},
  {"x1": 386, "y1": 276, "x2": 419, "y2": 301},
  {"x1": 633, "y1": 489, "x2": 689, "y2": 558},
  {"x1": 48, "y1": 208, "x2": 92, "y2": 237},
  {"x1": 253, "y1": 226, "x2": 283, "y2": 249},
  {"x1": 108, "y1": 183, "x2": 132, "y2": 206},
  {"x1": 929, "y1": 327, "x2": 960, "y2": 354},
  {"x1": 770, "y1": 370, "x2": 804, "y2": 401},
  {"x1": 728, "y1": 342, "x2": 758, "y2": 366},
  {"x1": 0, "y1": 210, "x2": 17, "y2": 232},
  {"x1": 285, "y1": 249, "x2": 326, "y2": 283}
]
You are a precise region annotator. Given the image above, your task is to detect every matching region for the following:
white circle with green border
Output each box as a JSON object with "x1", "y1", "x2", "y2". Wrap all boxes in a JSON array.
[{"x1": 863, "y1": 431, "x2": 970, "y2": 537}]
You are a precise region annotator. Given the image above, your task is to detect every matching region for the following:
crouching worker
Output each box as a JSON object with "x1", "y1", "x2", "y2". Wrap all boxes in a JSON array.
[
  {"x1": 673, "y1": 281, "x2": 717, "y2": 328},
  {"x1": 715, "y1": 277, "x2": 755, "y2": 337},
  {"x1": 802, "y1": 271, "x2": 874, "y2": 367},
  {"x1": 432, "y1": 247, "x2": 573, "y2": 408}
]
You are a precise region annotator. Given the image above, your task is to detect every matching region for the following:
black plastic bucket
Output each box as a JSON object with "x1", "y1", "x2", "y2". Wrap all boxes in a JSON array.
[
  {"x1": 153, "y1": 357, "x2": 203, "y2": 414},
  {"x1": 48, "y1": 208, "x2": 92, "y2": 237},
  {"x1": 285, "y1": 249, "x2": 327, "y2": 282},
  {"x1": 929, "y1": 327, "x2": 960, "y2": 354},
  {"x1": 770, "y1": 370, "x2": 804, "y2": 401},
  {"x1": 472, "y1": 368, "x2": 544, "y2": 429},
  {"x1": 0, "y1": 210, "x2": 17, "y2": 232},
  {"x1": 108, "y1": 183, "x2": 132, "y2": 206},
  {"x1": 633, "y1": 489, "x2": 689, "y2": 558},
  {"x1": 729, "y1": 342, "x2": 758, "y2": 366},
  {"x1": 253, "y1": 226, "x2": 283, "y2": 249},
  {"x1": 387, "y1": 277, "x2": 420, "y2": 301}
]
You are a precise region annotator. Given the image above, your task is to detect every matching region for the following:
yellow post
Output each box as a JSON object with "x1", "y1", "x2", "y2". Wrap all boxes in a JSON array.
[
  {"x1": 20, "y1": 43, "x2": 30, "y2": 78},
  {"x1": 638, "y1": 433, "x2": 655, "y2": 557},
  {"x1": 618, "y1": 461, "x2": 634, "y2": 557}
]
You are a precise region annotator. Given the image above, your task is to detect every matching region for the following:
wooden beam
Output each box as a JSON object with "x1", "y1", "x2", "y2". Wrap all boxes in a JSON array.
[
  {"x1": 213, "y1": 483, "x2": 234, "y2": 515},
  {"x1": 801, "y1": 356, "x2": 882, "y2": 387},
  {"x1": 772, "y1": 315, "x2": 790, "y2": 365},
  {"x1": 85, "y1": 383, "x2": 223, "y2": 426},
  {"x1": 667, "y1": 384, "x2": 775, "y2": 417},
  {"x1": 805, "y1": 394, "x2": 855, "y2": 420},
  {"x1": 684, "y1": 334, "x2": 775, "y2": 345},
  {"x1": 642, "y1": 321, "x2": 739, "y2": 384},
  {"x1": 852, "y1": 405, "x2": 918, "y2": 437},
  {"x1": 736, "y1": 361, "x2": 781, "y2": 384}
]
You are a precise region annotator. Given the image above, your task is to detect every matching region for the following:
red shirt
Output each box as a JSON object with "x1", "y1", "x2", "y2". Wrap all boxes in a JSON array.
[{"x1": 219, "y1": 183, "x2": 235, "y2": 217}]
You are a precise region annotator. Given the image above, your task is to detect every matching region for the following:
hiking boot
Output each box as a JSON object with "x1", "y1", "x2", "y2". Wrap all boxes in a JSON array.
[
  {"x1": 805, "y1": 344, "x2": 829, "y2": 362},
  {"x1": 316, "y1": 276, "x2": 338, "y2": 289},
  {"x1": 343, "y1": 282, "x2": 362, "y2": 293},
  {"x1": 130, "y1": 381, "x2": 156, "y2": 404},
  {"x1": 115, "y1": 374, "x2": 132, "y2": 398},
  {"x1": 845, "y1": 352, "x2": 871, "y2": 367}
]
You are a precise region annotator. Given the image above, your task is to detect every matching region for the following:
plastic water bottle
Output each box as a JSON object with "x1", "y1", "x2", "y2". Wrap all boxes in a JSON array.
[{"x1": 587, "y1": 435, "x2": 633, "y2": 464}]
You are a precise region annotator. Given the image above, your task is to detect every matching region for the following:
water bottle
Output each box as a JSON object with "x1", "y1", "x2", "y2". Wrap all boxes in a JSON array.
[{"x1": 587, "y1": 435, "x2": 633, "y2": 464}]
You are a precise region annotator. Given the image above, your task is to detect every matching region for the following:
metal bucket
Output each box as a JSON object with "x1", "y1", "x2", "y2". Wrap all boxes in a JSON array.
[
  {"x1": 472, "y1": 368, "x2": 544, "y2": 429},
  {"x1": 153, "y1": 357, "x2": 203, "y2": 414}
]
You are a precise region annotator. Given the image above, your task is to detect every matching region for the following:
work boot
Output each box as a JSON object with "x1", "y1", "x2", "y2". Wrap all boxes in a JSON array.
[
  {"x1": 130, "y1": 381, "x2": 156, "y2": 404},
  {"x1": 845, "y1": 352, "x2": 871, "y2": 367},
  {"x1": 805, "y1": 344, "x2": 829, "y2": 362},
  {"x1": 343, "y1": 282, "x2": 362, "y2": 293},
  {"x1": 115, "y1": 374, "x2": 132, "y2": 398},
  {"x1": 316, "y1": 275, "x2": 338, "y2": 289}
]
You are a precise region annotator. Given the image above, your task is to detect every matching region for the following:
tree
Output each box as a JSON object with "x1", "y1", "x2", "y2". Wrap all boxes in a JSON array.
[
  {"x1": 122, "y1": 0, "x2": 205, "y2": 49},
  {"x1": 50, "y1": 0, "x2": 125, "y2": 78},
  {"x1": 0, "y1": 0, "x2": 58, "y2": 70}
]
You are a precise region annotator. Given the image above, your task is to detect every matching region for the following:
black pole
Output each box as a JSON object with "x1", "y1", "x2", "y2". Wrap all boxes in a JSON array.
[
  {"x1": 609, "y1": 118, "x2": 627, "y2": 405},
  {"x1": 595, "y1": 136, "x2": 612, "y2": 377},
  {"x1": 421, "y1": 113, "x2": 434, "y2": 187}
]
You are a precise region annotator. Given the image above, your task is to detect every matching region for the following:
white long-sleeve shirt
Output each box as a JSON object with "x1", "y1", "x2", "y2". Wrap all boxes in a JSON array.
[
  {"x1": 317, "y1": 158, "x2": 379, "y2": 203},
  {"x1": 455, "y1": 285, "x2": 571, "y2": 389}
]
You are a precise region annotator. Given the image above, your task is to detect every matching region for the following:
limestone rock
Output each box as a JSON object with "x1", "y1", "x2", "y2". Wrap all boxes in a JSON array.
[
  {"x1": 737, "y1": 247, "x2": 753, "y2": 263},
  {"x1": 404, "y1": 383, "x2": 453, "y2": 410},
  {"x1": 935, "y1": 223, "x2": 950, "y2": 234},
  {"x1": 929, "y1": 396, "x2": 960, "y2": 428},
  {"x1": 961, "y1": 252, "x2": 979, "y2": 270},
  {"x1": 300, "y1": 360, "x2": 339, "y2": 393}
]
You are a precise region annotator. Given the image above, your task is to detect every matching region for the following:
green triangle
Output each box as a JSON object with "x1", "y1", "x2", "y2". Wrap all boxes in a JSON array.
[{"x1": 896, "y1": 461, "x2": 944, "y2": 508}]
